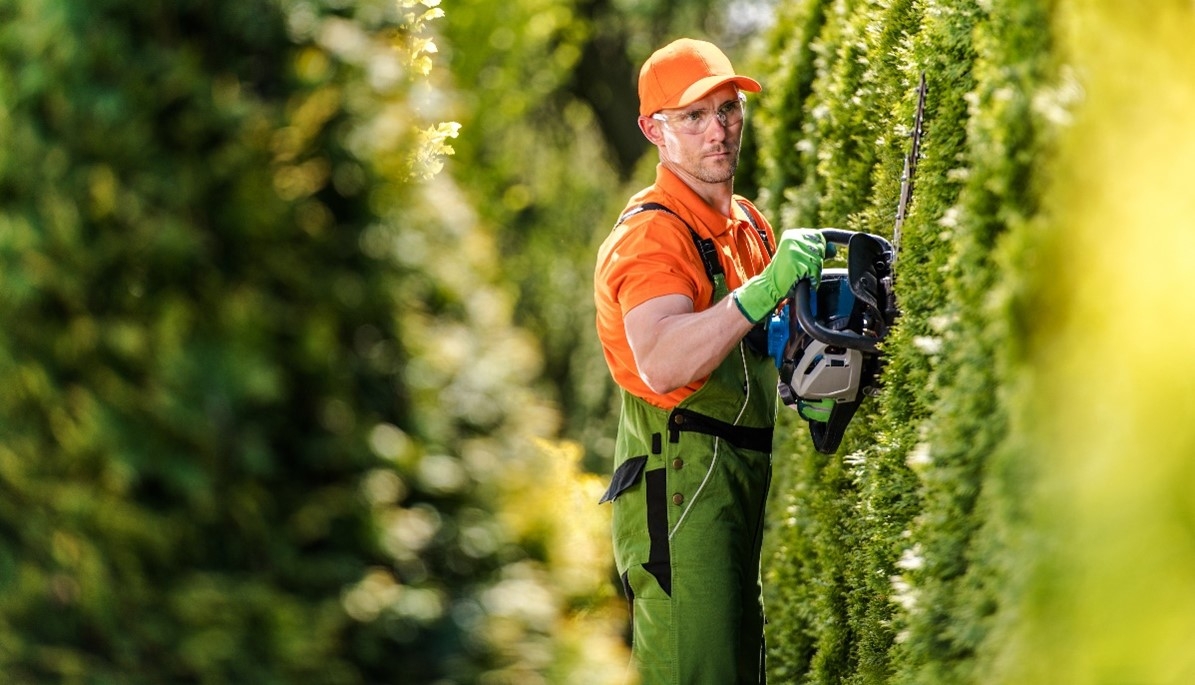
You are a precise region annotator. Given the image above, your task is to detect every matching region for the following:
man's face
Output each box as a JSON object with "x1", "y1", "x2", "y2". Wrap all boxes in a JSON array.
[{"x1": 651, "y1": 85, "x2": 743, "y2": 186}]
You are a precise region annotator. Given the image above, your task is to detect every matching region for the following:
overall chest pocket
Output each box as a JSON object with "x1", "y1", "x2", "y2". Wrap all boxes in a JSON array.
[{"x1": 598, "y1": 455, "x2": 647, "y2": 504}]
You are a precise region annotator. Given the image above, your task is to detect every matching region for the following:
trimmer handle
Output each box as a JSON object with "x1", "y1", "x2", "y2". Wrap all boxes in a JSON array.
[
  {"x1": 818, "y1": 228, "x2": 856, "y2": 251},
  {"x1": 788, "y1": 227, "x2": 886, "y2": 355},
  {"x1": 792, "y1": 280, "x2": 882, "y2": 354}
]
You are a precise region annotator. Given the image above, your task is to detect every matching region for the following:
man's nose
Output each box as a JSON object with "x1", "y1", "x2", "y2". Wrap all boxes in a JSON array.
[{"x1": 706, "y1": 116, "x2": 729, "y2": 140}]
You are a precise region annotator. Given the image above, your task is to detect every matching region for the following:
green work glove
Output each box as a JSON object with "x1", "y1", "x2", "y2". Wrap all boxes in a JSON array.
[{"x1": 732, "y1": 228, "x2": 825, "y2": 323}]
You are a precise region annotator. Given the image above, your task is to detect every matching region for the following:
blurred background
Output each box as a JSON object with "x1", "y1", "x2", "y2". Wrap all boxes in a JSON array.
[{"x1": 1, "y1": 0, "x2": 1194, "y2": 683}]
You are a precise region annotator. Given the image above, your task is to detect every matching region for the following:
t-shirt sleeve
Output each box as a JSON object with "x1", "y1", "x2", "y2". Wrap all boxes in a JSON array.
[{"x1": 600, "y1": 215, "x2": 703, "y2": 317}]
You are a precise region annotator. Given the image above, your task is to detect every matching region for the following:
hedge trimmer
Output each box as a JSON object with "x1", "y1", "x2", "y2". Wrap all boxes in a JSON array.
[{"x1": 768, "y1": 73, "x2": 927, "y2": 454}]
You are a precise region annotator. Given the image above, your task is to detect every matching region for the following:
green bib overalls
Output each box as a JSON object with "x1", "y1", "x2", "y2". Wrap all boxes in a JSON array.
[{"x1": 600, "y1": 205, "x2": 777, "y2": 684}]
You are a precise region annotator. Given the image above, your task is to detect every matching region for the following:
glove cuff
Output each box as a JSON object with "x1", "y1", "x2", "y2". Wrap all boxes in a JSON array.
[{"x1": 733, "y1": 275, "x2": 781, "y2": 324}]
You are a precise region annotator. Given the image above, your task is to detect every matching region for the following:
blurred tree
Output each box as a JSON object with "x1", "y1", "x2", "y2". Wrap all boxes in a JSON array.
[
  {"x1": 0, "y1": 0, "x2": 509, "y2": 681},
  {"x1": 0, "y1": 0, "x2": 631, "y2": 681}
]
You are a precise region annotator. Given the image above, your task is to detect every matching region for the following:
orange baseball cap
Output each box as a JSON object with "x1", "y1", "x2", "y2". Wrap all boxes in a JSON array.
[{"x1": 638, "y1": 38, "x2": 762, "y2": 117}]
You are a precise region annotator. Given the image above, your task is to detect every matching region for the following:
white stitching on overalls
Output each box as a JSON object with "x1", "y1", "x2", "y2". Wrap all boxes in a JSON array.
[{"x1": 669, "y1": 341, "x2": 752, "y2": 540}]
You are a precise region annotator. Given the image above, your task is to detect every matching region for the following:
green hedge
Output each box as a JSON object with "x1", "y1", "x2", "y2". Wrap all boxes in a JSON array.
[
  {"x1": 755, "y1": 1, "x2": 1195, "y2": 683},
  {"x1": 751, "y1": 1, "x2": 1056, "y2": 683}
]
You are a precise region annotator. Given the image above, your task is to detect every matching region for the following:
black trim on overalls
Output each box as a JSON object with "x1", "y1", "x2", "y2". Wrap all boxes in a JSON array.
[
  {"x1": 643, "y1": 468, "x2": 672, "y2": 596},
  {"x1": 667, "y1": 406, "x2": 775, "y2": 453}
]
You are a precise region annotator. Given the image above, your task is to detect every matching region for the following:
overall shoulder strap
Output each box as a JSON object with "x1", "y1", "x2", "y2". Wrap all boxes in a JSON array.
[
  {"x1": 735, "y1": 199, "x2": 772, "y2": 256},
  {"x1": 616, "y1": 202, "x2": 723, "y2": 280}
]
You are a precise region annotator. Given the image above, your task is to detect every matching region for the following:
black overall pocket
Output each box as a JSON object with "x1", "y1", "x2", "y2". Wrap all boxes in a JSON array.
[{"x1": 598, "y1": 455, "x2": 648, "y2": 504}]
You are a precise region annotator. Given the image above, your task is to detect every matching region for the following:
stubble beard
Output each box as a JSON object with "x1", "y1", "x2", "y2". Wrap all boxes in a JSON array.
[{"x1": 692, "y1": 144, "x2": 740, "y2": 184}]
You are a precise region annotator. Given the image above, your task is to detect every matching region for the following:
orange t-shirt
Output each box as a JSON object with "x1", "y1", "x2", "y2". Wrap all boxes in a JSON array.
[{"x1": 593, "y1": 165, "x2": 776, "y2": 409}]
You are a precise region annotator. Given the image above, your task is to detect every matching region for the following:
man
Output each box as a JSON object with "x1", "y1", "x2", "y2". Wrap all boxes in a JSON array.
[{"x1": 594, "y1": 38, "x2": 826, "y2": 684}]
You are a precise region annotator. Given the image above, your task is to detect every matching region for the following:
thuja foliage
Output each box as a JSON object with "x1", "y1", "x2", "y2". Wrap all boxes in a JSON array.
[{"x1": 750, "y1": 0, "x2": 1060, "y2": 683}]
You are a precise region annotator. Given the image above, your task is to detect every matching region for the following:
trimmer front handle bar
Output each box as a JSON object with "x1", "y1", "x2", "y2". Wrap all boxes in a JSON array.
[{"x1": 790, "y1": 228, "x2": 883, "y2": 355}]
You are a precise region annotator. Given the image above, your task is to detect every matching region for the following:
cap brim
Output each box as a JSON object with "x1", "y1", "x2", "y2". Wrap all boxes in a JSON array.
[{"x1": 671, "y1": 75, "x2": 762, "y2": 111}]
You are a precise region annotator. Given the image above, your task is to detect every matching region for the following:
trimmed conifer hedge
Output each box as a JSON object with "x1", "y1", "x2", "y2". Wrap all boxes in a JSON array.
[{"x1": 752, "y1": 1, "x2": 1195, "y2": 683}]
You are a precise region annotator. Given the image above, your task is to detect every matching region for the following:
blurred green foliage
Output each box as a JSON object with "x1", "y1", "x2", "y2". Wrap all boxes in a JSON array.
[
  {"x1": 991, "y1": 3, "x2": 1195, "y2": 683},
  {"x1": 0, "y1": 0, "x2": 440, "y2": 681},
  {"x1": 0, "y1": 0, "x2": 627, "y2": 682}
]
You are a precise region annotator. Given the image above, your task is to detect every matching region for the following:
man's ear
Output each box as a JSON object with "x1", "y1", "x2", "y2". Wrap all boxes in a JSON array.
[{"x1": 638, "y1": 115, "x2": 665, "y2": 147}]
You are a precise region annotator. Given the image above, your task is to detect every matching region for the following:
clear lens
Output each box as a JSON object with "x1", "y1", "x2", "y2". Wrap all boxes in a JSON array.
[{"x1": 653, "y1": 95, "x2": 746, "y2": 134}]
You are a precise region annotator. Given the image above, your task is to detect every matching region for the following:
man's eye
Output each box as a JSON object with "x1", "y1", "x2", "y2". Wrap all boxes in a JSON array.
[
  {"x1": 684, "y1": 110, "x2": 707, "y2": 123},
  {"x1": 720, "y1": 102, "x2": 740, "y2": 116}
]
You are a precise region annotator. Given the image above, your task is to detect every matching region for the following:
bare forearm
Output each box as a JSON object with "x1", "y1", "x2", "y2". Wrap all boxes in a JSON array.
[{"x1": 625, "y1": 294, "x2": 754, "y2": 395}]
